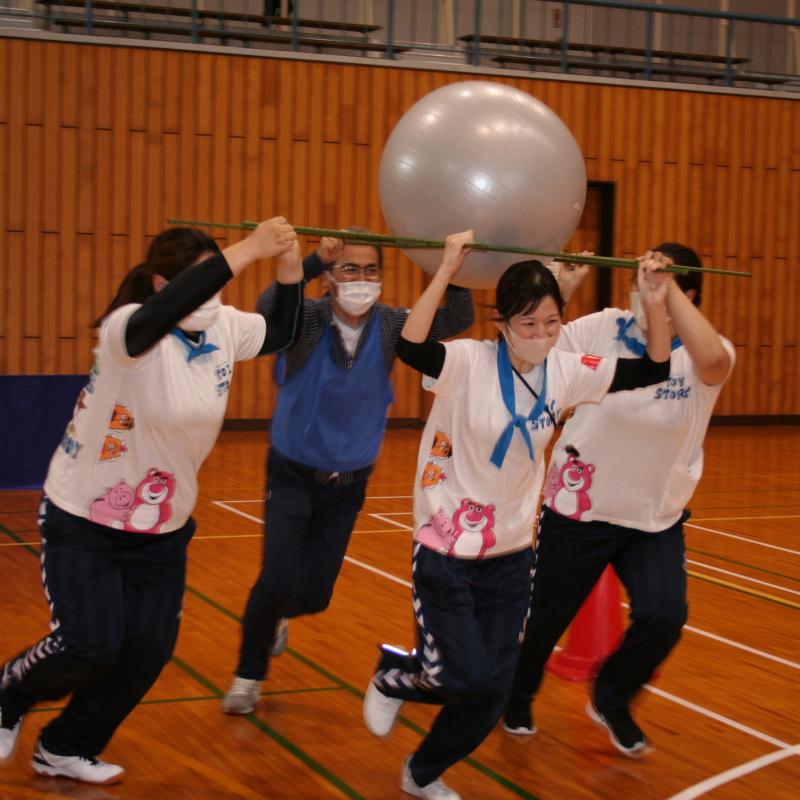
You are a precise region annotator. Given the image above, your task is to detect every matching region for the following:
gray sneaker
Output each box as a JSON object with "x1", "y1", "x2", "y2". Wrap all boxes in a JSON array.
[
  {"x1": 32, "y1": 741, "x2": 124, "y2": 784},
  {"x1": 222, "y1": 677, "x2": 262, "y2": 715},
  {"x1": 272, "y1": 618, "x2": 289, "y2": 656}
]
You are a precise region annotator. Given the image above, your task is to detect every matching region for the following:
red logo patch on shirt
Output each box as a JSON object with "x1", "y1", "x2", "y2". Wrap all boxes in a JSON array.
[{"x1": 581, "y1": 354, "x2": 603, "y2": 371}]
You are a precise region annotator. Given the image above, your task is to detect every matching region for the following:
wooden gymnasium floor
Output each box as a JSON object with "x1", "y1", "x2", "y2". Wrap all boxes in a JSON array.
[{"x1": 0, "y1": 425, "x2": 798, "y2": 800}]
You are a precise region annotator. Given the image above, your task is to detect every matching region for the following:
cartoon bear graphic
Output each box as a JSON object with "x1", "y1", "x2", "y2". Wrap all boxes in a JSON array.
[
  {"x1": 429, "y1": 430, "x2": 453, "y2": 459},
  {"x1": 108, "y1": 403, "x2": 135, "y2": 431},
  {"x1": 99, "y1": 435, "x2": 127, "y2": 462},
  {"x1": 449, "y1": 499, "x2": 497, "y2": 559},
  {"x1": 125, "y1": 469, "x2": 176, "y2": 533},
  {"x1": 416, "y1": 507, "x2": 458, "y2": 553},
  {"x1": 89, "y1": 479, "x2": 135, "y2": 528},
  {"x1": 547, "y1": 446, "x2": 595, "y2": 520},
  {"x1": 420, "y1": 461, "x2": 447, "y2": 489}
]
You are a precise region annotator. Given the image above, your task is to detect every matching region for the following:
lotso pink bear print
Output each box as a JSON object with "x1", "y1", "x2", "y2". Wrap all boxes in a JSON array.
[
  {"x1": 89, "y1": 468, "x2": 176, "y2": 533},
  {"x1": 544, "y1": 445, "x2": 595, "y2": 521},
  {"x1": 417, "y1": 499, "x2": 497, "y2": 559}
]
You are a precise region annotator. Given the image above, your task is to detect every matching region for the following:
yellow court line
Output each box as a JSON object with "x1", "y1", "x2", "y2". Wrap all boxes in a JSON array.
[
  {"x1": 117, "y1": 728, "x2": 263, "y2": 799},
  {"x1": 687, "y1": 570, "x2": 800, "y2": 610}
]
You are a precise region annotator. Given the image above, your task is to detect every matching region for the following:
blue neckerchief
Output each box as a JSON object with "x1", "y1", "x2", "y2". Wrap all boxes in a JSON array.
[
  {"x1": 171, "y1": 328, "x2": 220, "y2": 362},
  {"x1": 490, "y1": 338, "x2": 548, "y2": 469},
  {"x1": 614, "y1": 317, "x2": 681, "y2": 356}
]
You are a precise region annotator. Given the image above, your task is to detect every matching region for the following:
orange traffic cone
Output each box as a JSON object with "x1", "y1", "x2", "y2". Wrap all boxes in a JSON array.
[{"x1": 546, "y1": 566, "x2": 624, "y2": 682}]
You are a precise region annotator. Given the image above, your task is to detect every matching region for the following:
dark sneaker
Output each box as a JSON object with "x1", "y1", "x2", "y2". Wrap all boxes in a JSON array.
[
  {"x1": 586, "y1": 701, "x2": 649, "y2": 757},
  {"x1": 503, "y1": 704, "x2": 536, "y2": 736}
]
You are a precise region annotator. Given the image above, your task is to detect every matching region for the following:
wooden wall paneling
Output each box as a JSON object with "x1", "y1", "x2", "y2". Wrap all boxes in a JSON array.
[
  {"x1": 146, "y1": 48, "x2": 165, "y2": 144},
  {"x1": 595, "y1": 84, "x2": 615, "y2": 175},
  {"x1": 6, "y1": 232, "x2": 23, "y2": 373},
  {"x1": 713, "y1": 94, "x2": 730, "y2": 168},
  {"x1": 58, "y1": 127, "x2": 77, "y2": 345},
  {"x1": 367, "y1": 68, "x2": 388, "y2": 233},
  {"x1": 162, "y1": 132, "x2": 179, "y2": 235},
  {"x1": 128, "y1": 48, "x2": 147, "y2": 133},
  {"x1": 7, "y1": 40, "x2": 24, "y2": 234},
  {"x1": 0, "y1": 122, "x2": 6, "y2": 361},
  {"x1": 95, "y1": 47, "x2": 113, "y2": 132},
  {"x1": 76, "y1": 233, "x2": 94, "y2": 369},
  {"x1": 23, "y1": 125, "x2": 42, "y2": 355},
  {"x1": 41, "y1": 233, "x2": 59, "y2": 373},
  {"x1": 228, "y1": 56, "x2": 247, "y2": 140},
  {"x1": 274, "y1": 61, "x2": 294, "y2": 221},
  {"x1": 610, "y1": 86, "x2": 627, "y2": 163},
  {"x1": 792, "y1": 102, "x2": 800, "y2": 172},
  {"x1": 77, "y1": 66, "x2": 97, "y2": 237},
  {"x1": 323, "y1": 64, "x2": 340, "y2": 144},
  {"x1": 352, "y1": 144, "x2": 371, "y2": 230},
  {"x1": 662, "y1": 91, "x2": 682, "y2": 166},
  {"x1": 23, "y1": 40, "x2": 43, "y2": 126},
  {"x1": 259, "y1": 58, "x2": 280, "y2": 140},
  {"x1": 211, "y1": 55, "x2": 231, "y2": 229},
  {"x1": 128, "y1": 130, "x2": 146, "y2": 252},
  {"x1": 295, "y1": 61, "x2": 315, "y2": 143},
  {"x1": 110, "y1": 50, "x2": 131, "y2": 235},
  {"x1": 195, "y1": 54, "x2": 214, "y2": 137},
  {"x1": 175, "y1": 54, "x2": 197, "y2": 223},
  {"x1": 92, "y1": 130, "x2": 112, "y2": 331},
  {"x1": 193, "y1": 133, "x2": 213, "y2": 230},
  {"x1": 0, "y1": 39, "x2": 8, "y2": 124},
  {"x1": 60, "y1": 44, "x2": 79, "y2": 129},
  {"x1": 163, "y1": 52, "x2": 182, "y2": 136},
  {"x1": 354, "y1": 67, "x2": 370, "y2": 147},
  {"x1": 581, "y1": 79, "x2": 600, "y2": 163}
]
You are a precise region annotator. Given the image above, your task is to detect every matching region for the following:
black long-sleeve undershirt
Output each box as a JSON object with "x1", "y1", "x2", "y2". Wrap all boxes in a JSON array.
[
  {"x1": 396, "y1": 336, "x2": 670, "y2": 391},
  {"x1": 123, "y1": 253, "x2": 302, "y2": 358}
]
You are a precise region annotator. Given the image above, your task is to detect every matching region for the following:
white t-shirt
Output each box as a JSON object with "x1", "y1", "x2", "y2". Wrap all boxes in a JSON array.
[
  {"x1": 413, "y1": 339, "x2": 616, "y2": 559},
  {"x1": 44, "y1": 303, "x2": 266, "y2": 534},
  {"x1": 546, "y1": 307, "x2": 735, "y2": 532}
]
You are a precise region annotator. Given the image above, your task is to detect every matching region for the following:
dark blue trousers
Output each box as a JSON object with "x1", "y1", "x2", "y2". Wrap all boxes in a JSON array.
[
  {"x1": 0, "y1": 498, "x2": 194, "y2": 757},
  {"x1": 509, "y1": 506, "x2": 688, "y2": 715},
  {"x1": 374, "y1": 544, "x2": 534, "y2": 787},
  {"x1": 235, "y1": 448, "x2": 369, "y2": 680}
]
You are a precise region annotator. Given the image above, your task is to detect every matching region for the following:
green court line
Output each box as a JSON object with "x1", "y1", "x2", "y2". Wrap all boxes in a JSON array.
[
  {"x1": 0, "y1": 522, "x2": 365, "y2": 800},
  {"x1": 686, "y1": 546, "x2": 800, "y2": 584},
  {"x1": 186, "y1": 585, "x2": 540, "y2": 799}
]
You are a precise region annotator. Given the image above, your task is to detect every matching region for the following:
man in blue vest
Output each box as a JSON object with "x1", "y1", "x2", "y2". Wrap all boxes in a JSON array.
[{"x1": 223, "y1": 230, "x2": 474, "y2": 714}]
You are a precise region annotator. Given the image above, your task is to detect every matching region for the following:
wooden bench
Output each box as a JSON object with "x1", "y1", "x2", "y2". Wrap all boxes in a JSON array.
[
  {"x1": 492, "y1": 53, "x2": 788, "y2": 87},
  {"x1": 461, "y1": 33, "x2": 750, "y2": 72},
  {"x1": 40, "y1": 6, "x2": 406, "y2": 57},
  {"x1": 39, "y1": 1, "x2": 381, "y2": 35}
]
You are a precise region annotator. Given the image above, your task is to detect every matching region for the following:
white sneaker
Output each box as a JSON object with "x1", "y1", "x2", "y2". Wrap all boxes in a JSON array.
[
  {"x1": 401, "y1": 757, "x2": 461, "y2": 800},
  {"x1": 32, "y1": 741, "x2": 124, "y2": 784},
  {"x1": 363, "y1": 680, "x2": 403, "y2": 737},
  {"x1": 0, "y1": 708, "x2": 23, "y2": 763},
  {"x1": 272, "y1": 618, "x2": 289, "y2": 656},
  {"x1": 222, "y1": 676, "x2": 262, "y2": 715}
]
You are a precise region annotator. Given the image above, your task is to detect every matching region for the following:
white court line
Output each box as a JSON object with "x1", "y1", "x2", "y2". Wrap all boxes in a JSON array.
[
  {"x1": 665, "y1": 744, "x2": 800, "y2": 800},
  {"x1": 682, "y1": 624, "x2": 800, "y2": 671},
  {"x1": 686, "y1": 559, "x2": 800, "y2": 597},
  {"x1": 643, "y1": 685, "x2": 791, "y2": 749},
  {"x1": 686, "y1": 523, "x2": 800, "y2": 556},
  {"x1": 213, "y1": 499, "x2": 797, "y2": 748},
  {"x1": 366, "y1": 511, "x2": 413, "y2": 517},
  {"x1": 368, "y1": 513, "x2": 414, "y2": 531}
]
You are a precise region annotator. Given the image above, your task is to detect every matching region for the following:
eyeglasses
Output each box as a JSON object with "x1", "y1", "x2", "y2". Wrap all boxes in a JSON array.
[{"x1": 329, "y1": 263, "x2": 383, "y2": 282}]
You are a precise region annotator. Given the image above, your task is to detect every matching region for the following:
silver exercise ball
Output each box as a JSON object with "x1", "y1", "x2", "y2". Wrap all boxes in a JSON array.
[{"x1": 379, "y1": 81, "x2": 587, "y2": 289}]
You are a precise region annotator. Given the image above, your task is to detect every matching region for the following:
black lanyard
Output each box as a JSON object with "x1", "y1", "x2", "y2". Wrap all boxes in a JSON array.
[{"x1": 511, "y1": 366, "x2": 559, "y2": 429}]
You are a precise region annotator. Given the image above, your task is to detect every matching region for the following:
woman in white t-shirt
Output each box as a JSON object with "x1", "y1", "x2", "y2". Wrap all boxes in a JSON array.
[
  {"x1": 505, "y1": 244, "x2": 734, "y2": 758},
  {"x1": 360, "y1": 233, "x2": 673, "y2": 800},
  {"x1": 0, "y1": 218, "x2": 302, "y2": 785}
]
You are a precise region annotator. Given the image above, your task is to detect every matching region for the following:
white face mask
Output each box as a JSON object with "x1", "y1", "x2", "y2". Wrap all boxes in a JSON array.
[
  {"x1": 504, "y1": 325, "x2": 557, "y2": 366},
  {"x1": 629, "y1": 290, "x2": 648, "y2": 332},
  {"x1": 331, "y1": 279, "x2": 382, "y2": 317},
  {"x1": 179, "y1": 293, "x2": 222, "y2": 332}
]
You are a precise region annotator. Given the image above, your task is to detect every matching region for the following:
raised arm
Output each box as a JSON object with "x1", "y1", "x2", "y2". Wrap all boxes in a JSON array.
[
  {"x1": 258, "y1": 239, "x2": 305, "y2": 355},
  {"x1": 660, "y1": 257, "x2": 731, "y2": 385},
  {"x1": 126, "y1": 217, "x2": 296, "y2": 357}
]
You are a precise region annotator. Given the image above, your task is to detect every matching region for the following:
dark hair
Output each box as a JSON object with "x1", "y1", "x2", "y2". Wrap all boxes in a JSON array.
[
  {"x1": 93, "y1": 227, "x2": 220, "y2": 327},
  {"x1": 494, "y1": 260, "x2": 565, "y2": 322},
  {"x1": 325, "y1": 225, "x2": 383, "y2": 271},
  {"x1": 652, "y1": 242, "x2": 702, "y2": 307}
]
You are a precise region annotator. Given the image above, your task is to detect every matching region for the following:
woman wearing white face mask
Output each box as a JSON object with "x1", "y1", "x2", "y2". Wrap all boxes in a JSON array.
[
  {"x1": 361, "y1": 233, "x2": 672, "y2": 800},
  {"x1": 0, "y1": 220, "x2": 303, "y2": 783},
  {"x1": 505, "y1": 243, "x2": 733, "y2": 758}
]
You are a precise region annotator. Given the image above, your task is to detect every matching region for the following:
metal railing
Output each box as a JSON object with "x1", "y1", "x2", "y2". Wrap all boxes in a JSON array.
[{"x1": 1, "y1": 1, "x2": 798, "y2": 90}]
